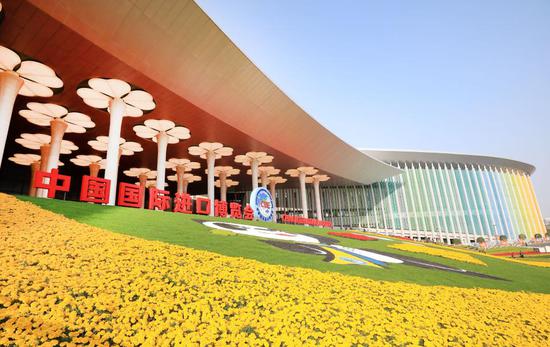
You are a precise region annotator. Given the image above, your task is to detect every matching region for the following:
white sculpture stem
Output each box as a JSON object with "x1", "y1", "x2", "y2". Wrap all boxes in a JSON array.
[
  {"x1": 220, "y1": 172, "x2": 227, "y2": 202},
  {"x1": 155, "y1": 132, "x2": 168, "y2": 190},
  {"x1": 37, "y1": 145, "x2": 50, "y2": 198},
  {"x1": 299, "y1": 171, "x2": 308, "y2": 218},
  {"x1": 89, "y1": 163, "x2": 100, "y2": 178},
  {"x1": 251, "y1": 159, "x2": 259, "y2": 190},
  {"x1": 0, "y1": 71, "x2": 23, "y2": 169},
  {"x1": 45, "y1": 118, "x2": 68, "y2": 172},
  {"x1": 104, "y1": 97, "x2": 125, "y2": 205},
  {"x1": 206, "y1": 151, "x2": 215, "y2": 216},
  {"x1": 176, "y1": 166, "x2": 185, "y2": 194},
  {"x1": 269, "y1": 181, "x2": 277, "y2": 222},
  {"x1": 182, "y1": 180, "x2": 189, "y2": 194},
  {"x1": 29, "y1": 161, "x2": 39, "y2": 197},
  {"x1": 138, "y1": 174, "x2": 147, "y2": 209},
  {"x1": 313, "y1": 179, "x2": 322, "y2": 221},
  {"x1": 260, "y1": 171, "x2": 268, "y2": 188}
]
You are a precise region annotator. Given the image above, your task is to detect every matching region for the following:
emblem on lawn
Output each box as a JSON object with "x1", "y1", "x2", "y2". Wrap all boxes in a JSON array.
[{"x1": 250, "y1": 187, "x2": 274, "y2": 222}]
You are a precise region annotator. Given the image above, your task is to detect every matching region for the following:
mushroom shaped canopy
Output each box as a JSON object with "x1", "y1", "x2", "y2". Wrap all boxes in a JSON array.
[
  {"x1": 234, "y1": 151, "x2": 273, "y2": 166},
  {"x1": 285, "y1": 166, "x2": 319, "y2": 177},
  {"x1": 215, "y1": 179, "x2": 239, "y2": 188},
  {"x1": 268, "y1": 176, "x2": 288, "y2": 185},
  {"x1": 70, "y1": 155, "x2": 105, "y2": 168},
  {"x1": 0, "y1": 45, "x2": 63, "y2": 97},
  {"x1": 167, "y1": 173, "x2": 202, "y2": 183},
  {"x1": 305, "y1": 174, "x2": 331, "y2": 183},
  {"x1": 8, "y1": 153, "x2": 40, "y2": 165},
  {"x1": 166, "y1": 158, "x2": 201, "y2": 171},
  {"x1": 76, "y1": 78, "x2": 155, "y2": 117},
  {"x1": 135, "y1": 180, "x2": 167, "y2": 188},
  {"x1": 15, "y1": 133, "x2": 78, "y2": 153},
  {"x1": 19, "y1": 102, "x2": 95, "y2": 133},
  {"x1": 88, "y1": 136, "x2": 143, "y2": 156},
  {"x1": 9, "y1": 153, "x2": 63, "y2": 166},
  {"x1": 188, "y1": 142, "x2": 233, "y2": 159},
  {"x1": 133, "y1": 119, "x2": 190, "y2": 144},
  {"x1": 247, "y1": 166, "x2": 280, "y2": 177},
  {"x1": 124, "y1": 167, "x2": 157, "y2": 179},
  {"x1": 207, "y1": 166, "x2": 240, "y2": 177}
]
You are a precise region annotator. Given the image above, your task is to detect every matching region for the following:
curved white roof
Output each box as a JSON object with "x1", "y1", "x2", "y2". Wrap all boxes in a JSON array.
[{"x1": 362, "y1": 149, "x2": 536, "y2": 175}]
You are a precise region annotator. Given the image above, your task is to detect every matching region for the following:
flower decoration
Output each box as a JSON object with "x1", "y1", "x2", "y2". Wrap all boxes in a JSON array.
[
  {"x1": 0, "y1": 45, "x2": 63, "y2": 97},
  {"x1": 124, "y1": 167, "x2": 157, "y2": 180},
  {"x1": 88, "y1": 136, "x2": 143, "y2": 156},
  {"x1": 15, "y1": 133, "x2": 77, "y2": 154},
  {"x1": 133, "y1": 119, "x2": 190, "y2": 144},
  {"x1": 76, "y1": 78, "x2": 155, "y2": 117},
  {"x1": 188, "y1": 142, "x2": 233, "y2": 159},
  {"x1": 19, "y1": 102, "x2": 94, "y2": 133}
]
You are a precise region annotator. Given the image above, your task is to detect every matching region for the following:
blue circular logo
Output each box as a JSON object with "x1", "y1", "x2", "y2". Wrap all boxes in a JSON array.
[{"x1": 250, "y1": 187, "x2": 274, "y2": 222}]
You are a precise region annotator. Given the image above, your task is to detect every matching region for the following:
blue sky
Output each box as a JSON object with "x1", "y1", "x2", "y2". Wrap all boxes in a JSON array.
[{"x1": 196, "y1": 0, "x2": 550, "y2": 216}]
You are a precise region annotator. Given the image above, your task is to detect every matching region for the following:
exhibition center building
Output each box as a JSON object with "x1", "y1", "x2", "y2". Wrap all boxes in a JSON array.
[{"x1": 0, "y1": 0, "x2": 545, "y2": 244}]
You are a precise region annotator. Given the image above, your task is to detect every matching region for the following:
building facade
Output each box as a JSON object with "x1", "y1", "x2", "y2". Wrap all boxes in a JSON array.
[{"x1": 254, "y1": 150, "x2": 545, "y2": 244}]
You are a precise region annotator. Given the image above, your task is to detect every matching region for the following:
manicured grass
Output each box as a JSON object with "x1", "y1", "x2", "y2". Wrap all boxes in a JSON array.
[{"x1": 17, "y1": 195, "x2": 550, "y2": 293}]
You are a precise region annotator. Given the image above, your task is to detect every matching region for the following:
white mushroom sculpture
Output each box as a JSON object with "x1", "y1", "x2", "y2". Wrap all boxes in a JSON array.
[
  {"x1": 167, "y1": 173, "x2": 202, "y2": 194},
  {"x1": 267, "y1": 176, "x2": 287, "y2": 222},
  {"x1": 234, "y1": 152, "x2": 273, "y2": 190},
  {"x1": 215, "y1": 178, "x2": 239, "y2": 202},
  {"x1": 124, "y1": 167, "x2": 157, "y2": 208},
  {"x1": 247, "y1": 165, "x2": 280, "y2": 188},
  {"x1": 133, "y1": 119, "x2": 190, "y2": 190},
  {"x1": 135, "y1": 180, "x2": 167, "y2": 189},
  {"x1": 188, "y1": 142, "x2": 233, "y2": 216},
  {"x1": 77, "y1": 78, "x2": 155, "y2": 205},
  {"x1": 19, "y1": 102, "x2": 94, "y2": 173},
  {"x1": 8, "y1": 153, "x2": 42, "y2": 196},
  {"x1": 0, "y1": 45, "x2": 63, "y2": 168},
  {"x1": 15, "y1": 133, "x2": 75, "y2": 197},
  {"x1": 209, "y1": 166, "x2": 240, "y2": 202},
  {"x1": 88, "y1": 136, "x2": 143, "y2": 159},
  {"x1": 166, "y1": 158, "x2": 201, "y2": 193},
  {"x1": 70, "y1": 155, "x2": 105, "y2": 177},
  {"x1": 305, "y1": 174, "x2": 331, "y2": 221},
  {"x1": 285, "y1": 167, "x2": 318, "y2": 218}
]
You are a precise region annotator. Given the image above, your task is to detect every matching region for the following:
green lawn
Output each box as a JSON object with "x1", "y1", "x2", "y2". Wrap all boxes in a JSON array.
[{"x1": 17, "y1": 195, "x2": 550, "y2": 293}]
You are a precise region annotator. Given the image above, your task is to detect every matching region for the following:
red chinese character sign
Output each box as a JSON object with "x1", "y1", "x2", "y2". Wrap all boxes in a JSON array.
[
  {"x1": 33, "y1": 169, "x2": 71, "y2": 198},
  {"x1": 173, "y1": 193, "x2": 193, "y2": 214},
  {"x1": 118, "y1": 182, "x2": 144, "y2": 208},
  {"x1": 80, "y1": 176, "x2": 110, "y2": 204},
  {"x1": 148, "y1": 188, "x2": 171, "y2": 211}
]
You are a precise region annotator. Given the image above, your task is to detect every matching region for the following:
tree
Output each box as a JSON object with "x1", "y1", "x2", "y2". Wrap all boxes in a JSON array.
[
  {"x1": 450, "y1": 238, "x2": 461, "y2": 245},
  {"x1": 535, "y1": 233, "x2": 542, "y2": 240},
  {"x1": 499, "y1": 235, "x2": 508, "y2": 242},
  {"x1": 476, "y1": 236, "x2": 485, "y2": 244},
  {"x1": 518, "y1": 234, "x2": 527, "y2": 245}
]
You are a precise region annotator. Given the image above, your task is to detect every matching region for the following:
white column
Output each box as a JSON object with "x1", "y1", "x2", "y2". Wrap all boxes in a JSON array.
[
  {"x1": 29, "y1": 161, "x2": 39, "y2": 196},
  {"x1": 176, "y1": 166, "x2": 185, "y2": 194},
  {"x1": 299, "y1": 171, "x2": 308, "y2": 218},
  {"x1": 207, "y1": 151, "x2": 215, "y2": 216},
  {"x1": 45, "y1": 118, "x2": 68, "y2": 172},
  {"x1": 182, "y1": 180, "x2": 189, "y2": 194},
  {"x1": 251, "y1": 159, "x2": 259, "y2": 190},
  {"x1": 155, "y1": 132, "x2": 168, "y2": 190},
  {"x1": 260, "y1": 171, "x2": 268, "y2": 188},
  {"x1": 313, "y1": 179, "x2": 322, "y2": 221},
  {"x1": 89, "y1": 163, "x2": 100, "y2": 177},
  {"x1": 104, "y1": 97, "x2": 125, "y2": 205},
  {"x1": 269, "y1": 181, "x2": 277, "y2": 222},
  {"x1": 138, "y1": 174, "x2": 147, "y2": 209},
  {"x1": 0, "y1": 71, "x2": 23, "y2": 169},
  {"x1": 220, "y1": 172, "x2": 227, "y2": 202},
  {"x1": 37, "y1": 144, "x2": 50, "y2": 198}
]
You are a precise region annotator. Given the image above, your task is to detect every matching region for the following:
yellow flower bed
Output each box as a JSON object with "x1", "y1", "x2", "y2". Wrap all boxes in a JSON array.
[
  {"x1": 388, "y1": 243, "x2": 487, "y2": 266},
  {"x1": 1, "y1": 194, "x2": 549, "y2": 346}
]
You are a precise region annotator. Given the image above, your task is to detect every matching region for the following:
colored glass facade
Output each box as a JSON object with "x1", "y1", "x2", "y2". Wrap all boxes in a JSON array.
[{"x1": 263, "y1": 161, "x2": 545, "y2": 243}]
